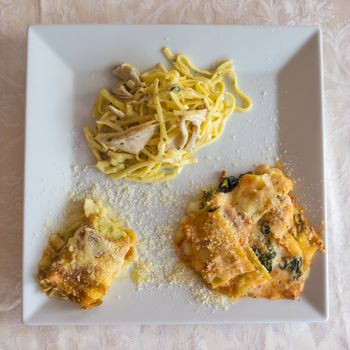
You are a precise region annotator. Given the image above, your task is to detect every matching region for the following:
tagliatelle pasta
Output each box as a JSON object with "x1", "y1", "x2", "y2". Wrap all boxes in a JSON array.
[{"x1": 84, "y1": 48, "x2": 252, "y2": 183}]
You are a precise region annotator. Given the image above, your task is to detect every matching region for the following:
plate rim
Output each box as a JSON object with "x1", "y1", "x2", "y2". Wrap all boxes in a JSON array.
[{"x1": 23, "y1": 24, "x2": 328, "y2": 324}]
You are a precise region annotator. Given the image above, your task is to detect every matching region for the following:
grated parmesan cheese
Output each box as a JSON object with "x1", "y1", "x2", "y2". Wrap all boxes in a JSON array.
[{"x1": 67, "y1": 158, "x2": 235, "y2": 310}]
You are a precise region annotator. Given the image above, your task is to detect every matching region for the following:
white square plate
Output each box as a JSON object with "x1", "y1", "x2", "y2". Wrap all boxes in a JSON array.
[{"x1": 24, "y1": 25, "x2": 328, "y2": 324}]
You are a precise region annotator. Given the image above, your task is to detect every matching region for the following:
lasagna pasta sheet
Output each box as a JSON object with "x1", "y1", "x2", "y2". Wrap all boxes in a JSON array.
[
  {"x1": 38, "y1": 198, "x2": 137, "y2": 309},
  {"x1": 176, "y1": 164, "x2": 324, "y2": 301},
  {"x1": 177, "y1": 210, "x2": 256, "y2": 289}
]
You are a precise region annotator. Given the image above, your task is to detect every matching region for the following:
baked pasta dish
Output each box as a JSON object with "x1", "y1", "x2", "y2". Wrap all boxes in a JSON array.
[
  {"x1": 175, "y1": 164, "x2": 324, "y2": 300},
  {"x1": 38, "y1": 198, "x2": 137, "y2": 309}
]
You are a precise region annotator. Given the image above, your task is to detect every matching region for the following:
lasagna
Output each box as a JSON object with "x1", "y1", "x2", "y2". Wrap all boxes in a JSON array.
[
  {"x1": 175, "y1": 164, "x2": 324, "y2": 301},
  {"x1": 38, "y1": 198, "x2": 137, "y2": 309}
]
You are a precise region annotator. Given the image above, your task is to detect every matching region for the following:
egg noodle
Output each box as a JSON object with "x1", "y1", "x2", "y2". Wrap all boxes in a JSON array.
[{"x1": 84, "y1": 48, "x2": 252, "y2": 183}]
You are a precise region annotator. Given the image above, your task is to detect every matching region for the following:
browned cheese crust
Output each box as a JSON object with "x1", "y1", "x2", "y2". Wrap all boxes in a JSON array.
[
  {"x1": 175, "y1": 164, "x2": 324, "y2": 301},
  {"x1": 38, "y1": 199, "x2": 137, "y2": 309}
]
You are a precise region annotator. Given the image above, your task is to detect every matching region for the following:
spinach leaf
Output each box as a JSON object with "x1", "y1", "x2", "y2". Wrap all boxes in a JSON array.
[
  {"x1": 207, "y1": 206, "x2": 220, "y2": 213},
  {"x1": 217, "y1": 172, "x2": 252, "y2": 193},
  {"x1": 203, "y1": 190, "x2": 216, "y2": 202},
  {"x1": 253, "y1": 246, "x2": 276, "y2": 273},
  {"x1": 199, "y1": 190, "x2": 217, "y2": 209},
  {"x1": 279, "y1": 257, "x2": 303, "y2": 280},
  {"x1": 218, "y1": 176, "x2": 239, "y2": 193}
]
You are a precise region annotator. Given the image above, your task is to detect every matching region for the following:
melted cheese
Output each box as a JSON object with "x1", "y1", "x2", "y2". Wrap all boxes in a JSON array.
[
  {"x1": 177, "y1": 210, "x2": 255, "y2": 288},
  {"x1": 231, "y1": 170, "x2": 293, "y2": 222},
  {"x1": 38, "y1": 198, "x2": 137, "y2": 309},
  {"x1": 219, "y1": 246, "x2": 270, "y2": 300},
  {"x1": 176, "y1": 164, "x2": 324, "y2": 301}
]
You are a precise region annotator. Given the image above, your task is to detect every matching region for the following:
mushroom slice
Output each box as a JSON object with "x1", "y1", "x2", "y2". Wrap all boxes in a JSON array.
[
  {"x1": 125, "y1": 80, "x2": 137, "y2": 90},
  {"x1": 185, "y1": 122, "x2": 201, "y2": 151},
  {"x1": 168, "y1": 110, "x2": 207, "y2": 151},
  {"x1": 95, "y1": 121, "x2": 157, "y2": 154},
  {"x1": 111, "y1": 84, "x2": 133, "y2": 99},
  {"x1": 112, "y1": 64, "x2": 141, "y2": 86}
]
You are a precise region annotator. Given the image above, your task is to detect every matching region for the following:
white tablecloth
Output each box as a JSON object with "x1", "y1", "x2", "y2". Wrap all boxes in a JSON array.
[{"x1": 1, "y1": 0, "x2": 349, "y2": 348}]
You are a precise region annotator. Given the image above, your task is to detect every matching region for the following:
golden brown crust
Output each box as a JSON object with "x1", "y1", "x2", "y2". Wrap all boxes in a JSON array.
[
  {"x1": 248, "y1": 269, "x2": 304, "y2": 300},
  {"x1": 177, "y1": 211, "x2": 255, "y2": 289},
  {"x1": 38, "y1": 199, "x2": 137, "y2": 309},
  {"x1": 176, "y1": 164, "x2": 324, "y2": 301}
]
